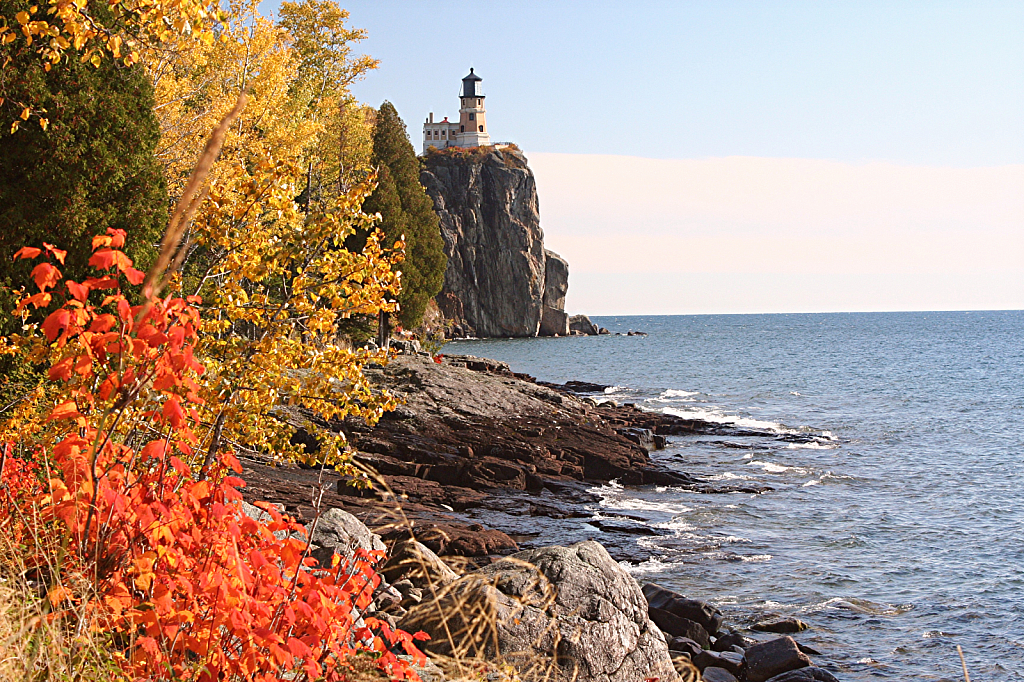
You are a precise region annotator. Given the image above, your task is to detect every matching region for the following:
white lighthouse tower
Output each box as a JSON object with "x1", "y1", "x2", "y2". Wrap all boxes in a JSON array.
[{"x1": 423, "y1": 68, "x2": 492, "y2": 153}]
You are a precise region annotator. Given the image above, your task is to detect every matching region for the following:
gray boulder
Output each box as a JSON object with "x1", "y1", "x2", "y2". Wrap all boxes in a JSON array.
[
  {"x1": 308, "y1": 508, "x2": 386, "y2": 567},
  {"x1": 569, "y1": 314, "x2": 599, "y2": 336},
  {"x1": 745, "y1": 637, "x2": 812, "y2": 682},
  {"x1": 694, "y1": 649, "x2": 744, "y2": 675},
  {"x1": 400, "y1": 540, "x2": 676, "y2": 682}
]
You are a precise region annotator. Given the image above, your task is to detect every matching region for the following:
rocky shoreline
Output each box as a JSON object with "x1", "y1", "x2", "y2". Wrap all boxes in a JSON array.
[{"x1": 239, "y1": 351, "x2": 844, "y2": 681}]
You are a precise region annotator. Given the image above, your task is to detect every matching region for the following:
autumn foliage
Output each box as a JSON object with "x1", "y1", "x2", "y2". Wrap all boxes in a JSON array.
[{"x1": 0, "y1": 232, "x2": 426, "y2": 680}]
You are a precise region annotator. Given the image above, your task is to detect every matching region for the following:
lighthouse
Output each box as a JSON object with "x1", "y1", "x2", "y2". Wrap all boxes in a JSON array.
[
  {"x1": 456, "y1": 68, "x2": 491, "y2": 148},
  {"x1": 423, "y1": 68, "x2": 493, "y2": 153}
]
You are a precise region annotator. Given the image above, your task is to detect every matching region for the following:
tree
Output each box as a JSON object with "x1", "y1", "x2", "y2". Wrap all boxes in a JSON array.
[
  {"x1": 0, "y1": 33, "x2": 167, "y2": 329},
  {"x1": 360, "y1": 102, "x2": 446, "y2": 329}
]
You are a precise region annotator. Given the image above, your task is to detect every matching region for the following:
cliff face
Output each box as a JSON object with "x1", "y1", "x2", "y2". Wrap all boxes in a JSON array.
[{"x1": 421, "y1": 148, "x2": 569, "y2": 338}]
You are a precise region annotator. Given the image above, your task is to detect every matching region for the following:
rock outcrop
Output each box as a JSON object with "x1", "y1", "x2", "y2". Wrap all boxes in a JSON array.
[
  {"x1": 568, "y1": 314, "x2": 599, "y2": 336},
  {"x1": 401, "y1": 541, "x2": 678, "y2": 682},
  {"x1": 421, "y1": 148, "x2": 570, "y2": 337},
  {"x1": 540, "y1": 250, "x2": 569, "y2": 336}
]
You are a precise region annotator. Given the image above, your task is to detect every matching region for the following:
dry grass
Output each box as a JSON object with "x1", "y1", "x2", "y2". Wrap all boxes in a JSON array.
[{"x1": 0, "y1": 538, "x2": 127, "y2": 682}]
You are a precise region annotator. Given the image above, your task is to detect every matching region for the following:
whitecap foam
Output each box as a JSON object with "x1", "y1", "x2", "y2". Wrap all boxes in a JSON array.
[
  {"x1": 600, "y1": 497, "x2": 694, "y2": 515},
  {"x1": 660, "y1": 389, "x2": 700, "y2": 399},
  {"x1": 707, "y1": 472, "x2": 752, "y2": 481},
  {"x1": 603, "y1": 385, "x2": 627, "y2": 394},
  {"x1": 662, "y1": 406, "x2": 802, "y2": 434},
  {"x1": 802, "y1": 479, "x2": 820, "y2": 487},
  {"x1": 619, "y1": 557, "x2": 672, "y2": 575},
  {"x1": 738, "y1": 554, "x2": 773, "y2": 562},
  {"x1": 787, "y1": 441, "x2": 839, "y2": 450},
  {"x1": 747, "y1": 460, "x2": 811, "y2": 475}
]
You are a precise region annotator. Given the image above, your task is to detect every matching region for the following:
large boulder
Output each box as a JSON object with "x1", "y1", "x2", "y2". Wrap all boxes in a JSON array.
[
  {"x1": 568, "y1": 314, "x2": 599, "y2": 336},
  {"x1": 539, "y1": 249, "x2": 569, "y2": 336},
  {"x1": 308, "y1": 507, "x2": 386, "y2": 566},
  {"x1": 642, "y1": 583, "x2": 725, "y2": 636},
  {"x1": 744, "y1": 637, "x2": 813, "y2": 682},
  {"x1": 423, "y1": 148, "x2": 550, "y2": 338},
  {"x1": 764, "y1": 668, "x2": 840, "y2": 682},
  {"x1": 400, "y1": 541, "x2": 677, "y2": 682}
]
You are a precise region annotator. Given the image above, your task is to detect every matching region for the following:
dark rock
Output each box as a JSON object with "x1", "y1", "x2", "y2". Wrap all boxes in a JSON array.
[
  {"x1": 539, "y1": 249, "x2": 569, "y2": 336},
  {"x1": 796, "y1": 642, "x2": 823, "y2": 656},
  {"x1": 423, "y1": 148, "x2": 553, "y2": 338},
  {"x1": 753, "y1": 617, "x2": 809, "y2": 633},
  {"x1": 598, "y1": 327, "x2": 610, "y2": 335},
  {"x1": 560, "y1": 380, "x2": 610, "y2": 393},
  {"x1": 401, "y1": 541, "x2": 676, "y2": 682},
  {"x1": 616, "y1": 427, "x2": 656, "y2": 450},
  {"x1": 744, "y1": 637, "x2": 813, "y2": 682},
  {"x1": 647, "y1": 607, "x2": 710, "y2": 649},
  {"x1": 713, "y1": 632, "x2": 754, "y2": 651},
  {"x1": 668, "y1": 636, "x2": 703, "y2": 659},
  {"x1": 694, "y1": 649, "x2": 744, "y2": 675},
  {"x1": 569, "y1": 314, "x2": 600, "y2": 336},
  {"x1": 764, "y1": 668, "x2": 840, "y2": 682},
  {"x1": 642, "y1": 583, "x2": 725, "y2": 635},
  {"x1": 703, "y1": 667, "x2": 739, "y2": 682}
]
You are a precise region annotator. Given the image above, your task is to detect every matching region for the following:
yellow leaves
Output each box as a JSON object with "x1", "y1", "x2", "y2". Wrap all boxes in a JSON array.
[
  {"x1": 39, "y1": 118, "x2": 48, "y2": 130},
  {"x1": 20, "y1": 107, "x2": 30, "y2": 120},
  {"x1": 10, "y1": 120, "x2": 19, "y2": 134},
  {"x1": 89, "y1": 52, "x2": 101, "y2": 67},
  {"x1": 15, "y1": 11, "x2": 30, "y2": 24}
]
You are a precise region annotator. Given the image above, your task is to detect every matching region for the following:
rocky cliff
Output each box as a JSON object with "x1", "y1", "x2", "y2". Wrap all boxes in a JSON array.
[{"x1": 420, "y1": 148, "x2": 569, "y2": 337}]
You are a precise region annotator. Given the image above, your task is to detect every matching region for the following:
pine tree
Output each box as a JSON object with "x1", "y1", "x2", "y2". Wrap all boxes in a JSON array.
[
  {"x1": 360, "y1": 101, "x2": 445, "y2": 329},
  {"x1": 0, "y1": 38, "x2": 167, "y2": 303}
]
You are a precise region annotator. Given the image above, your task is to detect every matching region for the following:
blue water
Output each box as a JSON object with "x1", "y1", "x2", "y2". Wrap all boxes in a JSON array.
[{"x1": 448, "y1": 311, "x2": 1024, "y2": 682}]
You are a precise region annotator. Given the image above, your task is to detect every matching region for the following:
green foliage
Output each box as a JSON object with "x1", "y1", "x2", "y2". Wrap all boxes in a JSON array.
[
  {"x1": 0, "y1": 32, "x2": 167, "y2": 333},
  {"x1": 359, "y1": 101, "x2": 445, "y2": 329}
]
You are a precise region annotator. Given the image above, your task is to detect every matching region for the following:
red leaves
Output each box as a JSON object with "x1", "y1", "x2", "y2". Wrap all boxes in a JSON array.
[
  {"x1": 31, "y1": 262, "x2": 62, "y2": 292},
  {"x1": 1, "y1": 230, "x2": 427, "y2": 682}
]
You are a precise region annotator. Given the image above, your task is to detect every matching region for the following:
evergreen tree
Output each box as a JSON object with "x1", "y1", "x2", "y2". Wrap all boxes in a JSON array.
[
  {"x1": 360, "y1": 101, "x2": 445, "y2": 329},
  {"x1": 0, "y1": 36, "x2": 167, "y2": 301}
]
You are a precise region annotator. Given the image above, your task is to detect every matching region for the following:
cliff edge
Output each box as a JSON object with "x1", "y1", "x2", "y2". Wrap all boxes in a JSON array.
[{"x1": 421, "y1": 147, "x2": 569, "y2": 337}]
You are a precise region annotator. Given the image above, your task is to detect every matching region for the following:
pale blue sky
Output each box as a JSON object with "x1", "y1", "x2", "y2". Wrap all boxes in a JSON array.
[
  {"x1": 262, "y1": 1, "x2": 1024, "y2": 314},
  {"x1": 281, "y1": 0, "x2": 1024, "y2": 166}
]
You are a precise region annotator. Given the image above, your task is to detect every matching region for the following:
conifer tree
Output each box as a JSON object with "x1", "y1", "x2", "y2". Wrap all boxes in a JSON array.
[
  {"x1": 360, "y1": 101, "x2": 446, "y2": 329},
  {"x1": 0, "y1": 37, "x2": 166, "y2": 298}
]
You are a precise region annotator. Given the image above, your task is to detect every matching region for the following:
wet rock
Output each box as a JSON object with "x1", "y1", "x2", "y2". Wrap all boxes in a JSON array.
[
  {"x1": 796, "y1": 642, "x2": 823, "y2": 656},
  {"x1": 616, "y1": 427, "x2": 656, "y2": 451},
  {"x1": 401, "y1": 541, "x2": 676, "y2": 682},
  {"x1": 713, "y1": 632, "x2": 754, "y2": 651},
  {"x1": 753, "y1": 617, "x2": 809, "y2": 633},
  {"x1": 764, "y1": 667, "x2": 840, "y2": 682},
  {"x1": 694, "y1": 649, "x2": 744, "y2": 675},
  {"x1": 642, "y1": 583, "x2": 725, "y2": 635},
  {"x1": 598, "y1": 327, "x2": 610, "y2": 335},
  {"x1": 703, "y1": 667, "x2": 739, "y2": 682},
  {"x1": 744, "y1": 637, "x2": 813, "y2": 682},
  {"x1": 647, "y1": 607, "x2": 710, "y2": 649}
]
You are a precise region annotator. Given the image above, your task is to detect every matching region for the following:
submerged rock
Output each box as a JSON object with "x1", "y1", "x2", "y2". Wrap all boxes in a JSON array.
[{"x1": 753, "y1": 617, "x2": 809, "y2": 633}]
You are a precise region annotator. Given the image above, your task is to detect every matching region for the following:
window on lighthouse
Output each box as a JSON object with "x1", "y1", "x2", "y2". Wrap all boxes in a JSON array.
[
  {"x1": 479, "y1": 125, "x2": 484, "y2": 132},
  {"x1": 469, "y1": 113, "x2": 475, "y2": 120}
]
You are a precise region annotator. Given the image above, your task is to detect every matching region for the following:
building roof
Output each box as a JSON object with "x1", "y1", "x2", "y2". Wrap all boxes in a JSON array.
[{"x1": 462, "y1": 68, "x2": 482, "y2": 82}]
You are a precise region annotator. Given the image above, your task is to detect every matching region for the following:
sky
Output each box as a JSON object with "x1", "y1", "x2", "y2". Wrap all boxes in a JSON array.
[{"x1": 264, "y1": 0, "x2": 1024, "y2": 314}]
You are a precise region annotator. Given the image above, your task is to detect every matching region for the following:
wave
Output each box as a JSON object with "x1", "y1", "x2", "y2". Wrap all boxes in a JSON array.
[
  {"x1": 619, "y1": 557, "x2": 672, "y2": 575},
  {"x1": 787, "y1": 441, "x2": 839, "y2": 450},
  {"x1": 746, "y1": 460, "x2": 812, "y2": 475}
]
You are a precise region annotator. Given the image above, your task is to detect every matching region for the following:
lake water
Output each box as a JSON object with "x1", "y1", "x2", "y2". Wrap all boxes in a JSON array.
[{"x1": 448, "y1": 311, "x2": 1024, "y2": 682}]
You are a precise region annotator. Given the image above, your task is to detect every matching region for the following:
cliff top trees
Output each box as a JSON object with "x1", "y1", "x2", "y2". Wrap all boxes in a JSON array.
[{"x1": 361, "y1": 102, "x2": 446, "y2": 329}]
